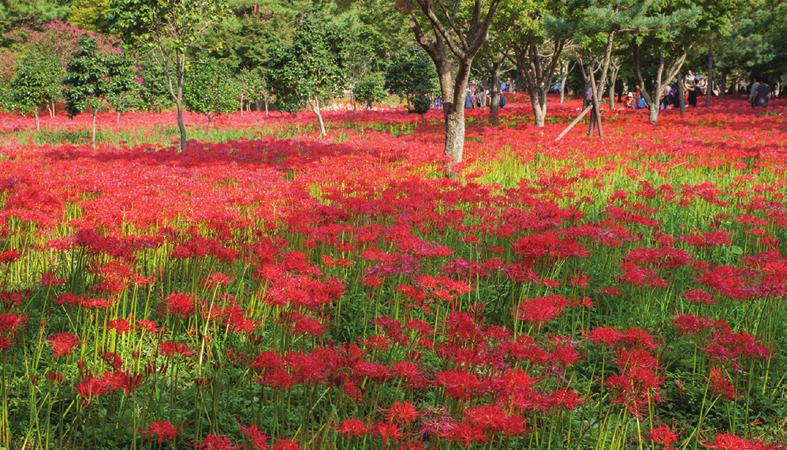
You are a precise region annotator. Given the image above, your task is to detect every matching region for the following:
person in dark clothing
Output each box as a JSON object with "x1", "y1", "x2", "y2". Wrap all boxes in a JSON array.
[
  {"x1": 754, "y1": 82, "x2": 770, "y2": 107},
  {"x1": 688, "y1": 78, "x2": 698, "y2": 107},
  {"x1": 672, "y1": 84, "x2": 680, "y2": 107}
]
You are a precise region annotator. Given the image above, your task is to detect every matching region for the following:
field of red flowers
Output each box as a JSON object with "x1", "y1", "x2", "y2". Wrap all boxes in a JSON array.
[{"x1": 0, "y1": 97, "x2": 784, "y2": 449}]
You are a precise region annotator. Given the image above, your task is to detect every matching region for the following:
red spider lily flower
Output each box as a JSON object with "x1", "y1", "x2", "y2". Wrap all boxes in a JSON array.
[
  {"x1": 374, "y1": 421, "x2": 402, "y2": 446},
  {"x1": 388, "y1": 401, "x2": 418, "y2": 426},
  {"x1": 435, "y1": 369, "x2": 481, "y2": 401},
  {"x1": 0, "y1": 289, "x2": 30, "y2": 308},
  {"x1": 158, "y1": 341, "x2": 193, "y2": 357},
  {"x1": 390, "y1": 361, "x2": 427, "y2": 389},
  {"x1": 105, "y1": 370, "x2": 143, "y2": 394},
  {"x1": 283, "y1": 310, "x2": 326, "y2": 336},
  {"x1": 650, "y1": 424, "x2": 680, "y2": 450},
  {"x1": 204, "y1": 272, "x2": 234, "y2": 287},
  {"x1": 398, "y1": 441, "x2": 426, "y2": 450},
  {"x1": 271, "y1": 439, "x2": 300, "y2": 450},
  {"x1": 48, "y1": 332, "x2": 80, "y2": 357},
  {"x1": 0, "y1": 312, "x2": 28, "y2": 335},
  {"x1": 141, "y1": 420, "x2": 178, "y2": 444},
  {"x1": 513, "y1": 231, "x2": 589, "y2": 261},
  {"x1": 239, "y1": 424, "x2": 269, "y2": 450},
  {"x1": 0, "y1": 249, "x2": 21, "y2": 264},
  {"x1": 464, "y1": 404, "x2": 526, "y2": 436},
  {"x1": 445, "y1": 421, "x2": 487, "y2": 447},
  {"x1": 702, "y1": 433, "x2": 778, "y2": 450},
  {"x1": 337, "y1": 418, "x2": 367, "y2": 438},
  {"x1": 107, "y1": 318, "x2": 130, "y2": 334},
  {"x1": 709, "y1": 368, "x2": 737, "y2": 400},
  {"x1": 46, "y1": 371, "x2": 64, "y2": 383},
  {"x1": 703, "y1": 328, "x2": 772, "y2": 364},
  {"x1": 100, "y1": 351, "x2": 123, "y2": 370},
  {"x1": 547, "y1": 388, "x2": 583, "y2": 410},
  {"x1": 136, "y1": 319, "x2": 162, "y2": 334},
  {"x1": 75, "y1": 375, "x2": 112, "y2": 404},
  {"x1": 682, "y1": 289, "x2": 716, "y2": 305},
  {"x1": 161, "y1": 292, "x2": 197, "y2": 318},
  {"x1": 197, "y1": 434, "x2": 239, "y2": 450},
  {"x1": 516, "y1": 295, "x2": 569, "y2": 325},
  {"x1": 41, "y1": 272, "x2": 66, "y2": 287},
  {"x1": 0, "y1": 337, "x2": 12, "y2": 351}
]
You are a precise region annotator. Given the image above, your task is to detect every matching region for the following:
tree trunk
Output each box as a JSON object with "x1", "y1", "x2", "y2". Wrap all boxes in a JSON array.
[
  {"x1": 34, "y1": 110, "x2": 40, "y2": 131},
  {"x1": 49, "y1": 102, "x2": 55, "y2": 118},
  {"x1": 91, "y1": 109, "x2": 97, "y2": 150},
  {"x1": 264, "y1": 99, "x2": 269, "y2": 116},
  {"x1": 649, "y1": 104, "x2": 660, "y2": 125},
  {"x1": 678, "y1": 71, "x2": 686, "y2": 116},
  {"x1": 116, "y1": 111, "x2": 121, "y2": 125},
  {"x1": 560, "y1": 74, "x2": 567, "y2": 104},
  {"x1": 559, "y1": 61, "x2": 569, "y2": 104},
  {"x1": 609, "y1": 65, "x2": 619, "y2": 110},
  {"x1": 443, "y1": 60, "x2": 472, "y2": 176},
  {"x1": 720, "y1": 70, "x2": 728, "y2": 97},
  {"x1": 531, "y1": 90, "x2": 547, "y2": 127},
  {"x1": 240, "y1": 93, "x2": 244, "y2": 117},
  {"x1": 489, "y1": 60, "x2": 502, "y2": 125},
  {"x1": 176, "y1": 52, "x2": 187, "y2": 152},
  {"x1": 444, "y1": 108, "x2": 465, "y2": 175},
  {"x1": 705, "y1": 50, "x2": 713, "y2": 106},
  {"x1": 587, "y1": 61, "x2": 603, "y2": 137},
  {"x1": 312, "y1": 99, "x2": 327, "y2": 137}
]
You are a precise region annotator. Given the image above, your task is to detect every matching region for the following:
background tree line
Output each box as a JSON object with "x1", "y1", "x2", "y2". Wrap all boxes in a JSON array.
[{"x1": 0, "y1": 0, "x2": 784, "y2": 168}]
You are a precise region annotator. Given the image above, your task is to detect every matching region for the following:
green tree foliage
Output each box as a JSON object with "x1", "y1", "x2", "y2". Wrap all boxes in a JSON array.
[
  {"x1": 715, "y1": 0, "x2": 785, "y2": 86},
  {"x1": 237, "y1": 67, "x2": 270, "y2": 114},
  {"x1": 268, "y1": 18, "x2": 347, "y2": 136},
  {"x1": 64, "y1": 35, "x2": 134, "y2": 148},
  {"x1": 0, "y1": 0, "x2": 71, "y2": 38},
  {"x1": 184, "y1": 57, "x2": 241, "y2": 126},
  {"x1": 629, "y1": 1, "x2": 699, "y2": 123},
  {"x1": 136, "y1": 51, "x2": 172, "y2": 112},
  {"x1": 8, "y1": 46, "x2": 63, "y2": 129},
  {"x1": 384, "y1": 48, "x2": 437, "y2": 111},
  {"x1": 399, "y1": 0, "x2": 501, "y2": 173},
  {"x1": 502, "y1": 0, "x2": 576, "y2": 126},
  {"x1": 69, "y1": 0, "x2": 110, "y2": 32},
  {"x1": 108, "y1": 0, "x2": 229, "y2": 150},
  {"x1": 354, "y1": 71, "x2": 387, "y2": 109}
]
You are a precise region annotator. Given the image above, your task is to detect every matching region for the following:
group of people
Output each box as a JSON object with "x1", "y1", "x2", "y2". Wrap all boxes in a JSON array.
[
  {"x1": 457, "y1": 80, "x2": 508, "y2": 110},
  {"x1": 615, "y1": 71, "x2": 716, "y2": 110}
]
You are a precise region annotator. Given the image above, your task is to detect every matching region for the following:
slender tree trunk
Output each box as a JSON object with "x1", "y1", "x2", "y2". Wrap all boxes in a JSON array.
[
  {"x1": 34, "y1": 110, "x2": 40, "y2": 131},
  {"x1": 116, "y1": 111, "x2": 121, "y2": 125},
  {"x1": 587, "y1": 62, "x2": 603, "y2": 137},
  {"x1": 443, "y1": 61, "x2": 473, "y2": 175},
  {"x1": 649, "y1": 104, "x2": 660, "y2": 124},
  {"x1": 531, "y1": 89, "x2": 547, "y2": 127},
  {"x1": 489, "y1": 60, "x2": 502, "y2": 125},
  {"x1": 559, "y1": 61, "x2": 569, "y2": 104},
  {"x1": 312, "y1": 99, "x2": 327, "y2": 137},
  {"x1": 720, "y1": 70, "x2": 728, "y2": 97},
  {"x1": 240, "y1": 93, "x2": 244, "y2": 117},
  {"x1": 264, "y1": 99, "x2": 269, "y2": 116},
  {"x1": 91, "y1": 109, "x2": 97, "y2": 150},
  {"x1": 49, "y1": 102, "x2": 55, "y2": 118},
  {"x1": 678, "y1": 71, "x2": 686, "y2": 116},
  {"x1": 176, "y1": 52, "x2": 187, "y2": 151},
  {"x1": 609, "y1": 65, "x2": 619, "y2": 110},
  {"x1": 705, "y1": 50, "x2": 713, "y2": 106},
  {"x1": 560, "y1": 74, "x2": 567, "y2": 104}
]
